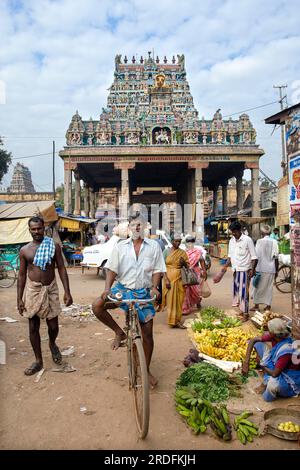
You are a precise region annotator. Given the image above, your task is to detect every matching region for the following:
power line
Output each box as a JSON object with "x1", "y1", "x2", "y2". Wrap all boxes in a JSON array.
[
  {"x1": 11, "y1": 152, "x2": 54, "y2": 160},
  {"x1": 222, "y1": 100, "x2": 279, "y2": 118},
  {"x1": 1, "y1": 136, "x2": 65, "y2": 139}
]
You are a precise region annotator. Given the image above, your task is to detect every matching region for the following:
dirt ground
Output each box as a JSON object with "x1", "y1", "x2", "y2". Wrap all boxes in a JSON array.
[{"x1": 0, "y1": 260, "x2": 299, "y2": 450}]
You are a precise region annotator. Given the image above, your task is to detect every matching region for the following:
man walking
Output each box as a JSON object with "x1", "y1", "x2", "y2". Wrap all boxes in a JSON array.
[
  {"x1": 251, "y1": 225, "x2": 279, "y2": 312},
  {"x1": 92, "y1": 214, "x2": 166, "y2": 388},
  {"x1": 17, "y1": 216, "x2": 73, "y2": 375},
  {"x1": 214, "y1": 221, "x2": 257, "y2": 320}
]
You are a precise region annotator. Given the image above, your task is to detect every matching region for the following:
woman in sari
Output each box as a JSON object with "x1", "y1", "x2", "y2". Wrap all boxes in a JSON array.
[
  {"x1": 242, "y1": 318, "x2": 300, "y2": 402},
  {"x1": 162, "y1": 234, "x2": 189, "y2": 328},
  {"x1": 182, "y1": 236, "x2": 207, "y2": 315}
]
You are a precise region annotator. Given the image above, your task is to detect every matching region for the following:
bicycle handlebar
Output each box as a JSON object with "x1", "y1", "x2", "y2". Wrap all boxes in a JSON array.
[{"x1": 107, "y1": 294, "x2": 156, "y2": 304}]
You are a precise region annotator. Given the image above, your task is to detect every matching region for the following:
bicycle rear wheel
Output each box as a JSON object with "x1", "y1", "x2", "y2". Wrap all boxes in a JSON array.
[
  {"x1": 130, "y1": 337, "x2": 150, "y2": 439},
  {"x1": 0, "y1": 262, "x2": 17, "y2": 288},
  {"x1": 274, "y1": 265, "x2": 292, "y2": 294}
]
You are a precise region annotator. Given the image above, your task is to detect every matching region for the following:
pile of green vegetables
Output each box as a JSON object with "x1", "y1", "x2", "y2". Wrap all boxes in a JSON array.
[
  {"x1": 176, "y1": 362, "x2": 244, "y2": 402},
  {"x1": 192, "y1": 306, "x2": 241, "y2": 333},
  {"x1": 175, "y1": 362, "x2": 260, "y2": 443}
]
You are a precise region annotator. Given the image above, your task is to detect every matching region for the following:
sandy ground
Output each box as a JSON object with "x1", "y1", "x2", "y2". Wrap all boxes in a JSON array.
[{"x1": 0, "y1": 259, "x2": 299, "y2": 450}]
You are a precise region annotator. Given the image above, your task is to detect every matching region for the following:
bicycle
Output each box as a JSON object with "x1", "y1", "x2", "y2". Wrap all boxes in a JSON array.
[
  {"x1": 0, "y1": 250, "x2": 17, "y2": 288},
  {"x1": 107, "y1": 292, "x2": 156, "y2": 439},
  {"x1": 274, "y1": 264, "x2": 292, "y2": 294}
]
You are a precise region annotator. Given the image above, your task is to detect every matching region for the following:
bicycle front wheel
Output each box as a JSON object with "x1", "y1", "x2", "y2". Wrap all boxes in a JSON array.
[
  {"x1": 130, "y1": 337, "x2": 150, "y2": 439},
  {"x1": 0, "y1": 262, "x2": 17, "y2": 288}
]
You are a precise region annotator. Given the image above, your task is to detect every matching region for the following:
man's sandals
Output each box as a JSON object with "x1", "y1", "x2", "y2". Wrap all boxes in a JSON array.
[{"x1": 24, "y1": 362, "x2": 43, "y2": 376}]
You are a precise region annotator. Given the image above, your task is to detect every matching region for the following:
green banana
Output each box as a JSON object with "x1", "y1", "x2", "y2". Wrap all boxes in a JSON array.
[
  {"x1": 238, "y1": 419, "x2": 258, "y2": 429},
  {"x1": 237, "y1": 429, "x2": 247, "y2": 445},
  {"x1": 213, "y1": 416, "x2": 227, "y2": 435},
  {"x1": 221, "y1": 407, "x2": 230, "y2": 425},
  {"x1": 200, "y1": 407, "x2": 207, "y2": 422},
  {"x1": 247, "y1": 426, "x2": 259, "y2": 436},
  {"x1": 238, "y1": 424, "x2": 250, "y2": 438},
  {"x1": 179, "y1": 410, "x2": 191, "y2": 417},
  {"x1": 210, "y1": 422, "x2": 223, "y2": 438}
]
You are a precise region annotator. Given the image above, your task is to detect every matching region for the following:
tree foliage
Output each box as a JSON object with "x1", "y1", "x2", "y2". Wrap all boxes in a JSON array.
[{"x1": 0, "y1": 137, "x2": 12, "y2": 183}]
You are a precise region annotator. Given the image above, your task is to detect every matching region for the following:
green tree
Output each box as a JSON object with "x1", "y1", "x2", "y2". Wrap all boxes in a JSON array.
[
  {"x1": 55, "y1": 184, "x2": 64, "y2": 209},
  {"x1": 0, "y1": 137, "x2": 12, "y2": 183}
]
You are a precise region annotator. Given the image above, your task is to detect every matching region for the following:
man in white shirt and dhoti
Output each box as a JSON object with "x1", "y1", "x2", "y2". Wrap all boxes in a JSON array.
[{"x1": 251, "y1": 225, "x2": 279, "y2": 312}]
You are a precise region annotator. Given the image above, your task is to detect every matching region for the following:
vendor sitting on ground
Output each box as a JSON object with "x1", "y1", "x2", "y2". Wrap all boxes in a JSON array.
[{"x1": 242, "y1": 318, "x2": 300, "y2": 402}]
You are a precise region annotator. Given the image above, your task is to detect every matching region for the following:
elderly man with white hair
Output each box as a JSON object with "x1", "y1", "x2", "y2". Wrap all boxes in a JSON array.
[
  {"x1": 251, "y1": 224, "x2": 279, "y2": 312},
  {"x1": 242, "y1": 318, "x2": 300, "y2": 402}
]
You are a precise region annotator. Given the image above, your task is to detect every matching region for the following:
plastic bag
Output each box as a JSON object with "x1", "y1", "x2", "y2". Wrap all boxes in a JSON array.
[{"x1": 201, "y1": 280, "x2": 211, "y2": 298}]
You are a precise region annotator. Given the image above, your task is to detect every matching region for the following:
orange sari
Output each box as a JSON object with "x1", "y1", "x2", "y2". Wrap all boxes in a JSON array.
[{"x1": 162, "y1": 248, "x2": 189, "y2": 326}]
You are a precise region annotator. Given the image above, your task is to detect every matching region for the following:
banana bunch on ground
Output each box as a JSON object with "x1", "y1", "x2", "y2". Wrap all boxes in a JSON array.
[
  {"x1": 193, "y1": 327, "x2": 256, "y2": 366},
  {"x1": 233, "y1": 411, "x2": 259, "y2": 444},
  {"x1": 175, "y1": 387, "x2": 212, "y2": 434},
  {"x1": 209, "y1": 405, "x2": 232, "y2": 441}
]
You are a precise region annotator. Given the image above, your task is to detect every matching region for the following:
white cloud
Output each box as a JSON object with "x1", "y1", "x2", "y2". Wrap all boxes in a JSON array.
[{"x1": 0, "y1": 0, "x2": 299, "y2": 190}]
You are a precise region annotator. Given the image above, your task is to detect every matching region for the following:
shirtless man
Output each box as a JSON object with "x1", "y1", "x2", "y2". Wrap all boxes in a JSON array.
[{"x1": 17, "y1": 216, "x2": 73, "y2": 375}]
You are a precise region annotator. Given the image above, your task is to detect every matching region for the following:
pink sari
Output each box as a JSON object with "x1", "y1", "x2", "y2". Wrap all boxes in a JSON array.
[{"x1": 182, "y1": 247, "x2": 205, "y2": 315}]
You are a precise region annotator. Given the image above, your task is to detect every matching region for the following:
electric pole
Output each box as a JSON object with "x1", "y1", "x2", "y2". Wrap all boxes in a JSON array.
[
  {"x1": 273, "y1": 84, "x2": 288, "y2": 176},
  {"x1": 52, "y1": 140, "x2": 55, "y2": 199}
]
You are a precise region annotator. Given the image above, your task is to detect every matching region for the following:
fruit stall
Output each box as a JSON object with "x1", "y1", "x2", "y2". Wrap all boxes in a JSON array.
[{"x1": 173, "y1": 306, "x2": 300, "y2": 446}]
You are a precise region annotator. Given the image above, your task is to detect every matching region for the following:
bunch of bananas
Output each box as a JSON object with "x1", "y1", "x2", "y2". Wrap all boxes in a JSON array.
[
  {"x1": 234, "y1": 411, "x2": 259, "y2": 444},
  {"x1": 193, "y1": 327, "x2": 257, "y2": 366},
  {"x1": 209, "y1": 405, "x2": 232, "y2": 441},
  {"x1": 175, "y1": 387, "x2": 212, "y2": 434}
]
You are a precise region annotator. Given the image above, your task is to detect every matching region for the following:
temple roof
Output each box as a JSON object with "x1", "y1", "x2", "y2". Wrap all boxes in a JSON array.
[{"x1": 65, "y1": 53, "x2": 257, "y2": 147}]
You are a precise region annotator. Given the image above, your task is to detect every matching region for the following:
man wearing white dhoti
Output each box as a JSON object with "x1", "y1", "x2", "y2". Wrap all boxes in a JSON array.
[{"x1": 251, "y1": 225, "x2": 279, "y2": 312}]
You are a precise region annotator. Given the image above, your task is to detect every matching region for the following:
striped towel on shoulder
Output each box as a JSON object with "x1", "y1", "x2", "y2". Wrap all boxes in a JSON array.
[{"x1": 33, "y1": 236, "x2": 56, "y2": 271}]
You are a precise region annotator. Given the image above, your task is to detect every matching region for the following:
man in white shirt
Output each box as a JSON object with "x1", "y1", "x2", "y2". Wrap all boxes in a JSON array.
[
  {"x1": 214, "y1": 220, "x2": 257, "y2": 320},
  {"x1": 92, "y1": 214, "x2": 166, "y2": 388},
  {"x1": 251, "y1": 225, "x2": 279, "y2": 312}
]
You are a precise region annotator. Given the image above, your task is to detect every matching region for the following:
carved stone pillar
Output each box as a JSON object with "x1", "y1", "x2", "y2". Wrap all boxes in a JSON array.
[
  {"x1": 89, "y1": 187, "x2": 95, "y2": 218},
  {"x1": 212, "y1": 186, "x2": 219, "y2": 216},
  {"x1": 83, "y1": 183, "x2": 90, "y2": 217},
  {"x1": 251, "y1": 166, "x2": 260, "y2": 240},
  {"x1": 73, "y1": 169, "x2": 81, "y2": 216},
  {"x1": 64, "y1": 167, "x2": 72, "y2": 213},
  {"x1": 188, "y1": 162, "x2": 208, "y2": 242},
  {"x1": 114, "y1": 162, "x2": 135, "y2": 219},
  {"x1": 222, "y1": 183, "x2": 228, "y2": 215},
  {"x1": 236, "y1": 170, "x2": 244, "y2": 212}
]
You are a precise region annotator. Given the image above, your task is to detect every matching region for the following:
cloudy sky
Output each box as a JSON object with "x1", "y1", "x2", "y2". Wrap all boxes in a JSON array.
[{"x1": 0, "y1": 0, "x2": 300, "y2": 191}]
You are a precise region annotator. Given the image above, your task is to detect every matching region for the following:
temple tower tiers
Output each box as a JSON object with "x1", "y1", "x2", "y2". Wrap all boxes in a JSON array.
[{"x1": 8, "y1": 163, "x2": 35, "y2": 193}]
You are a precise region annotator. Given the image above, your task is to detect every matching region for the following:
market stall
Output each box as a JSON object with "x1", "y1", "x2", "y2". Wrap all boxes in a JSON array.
[{"x1": 58, "y1": 214, "x2": 97, "y2": 265}]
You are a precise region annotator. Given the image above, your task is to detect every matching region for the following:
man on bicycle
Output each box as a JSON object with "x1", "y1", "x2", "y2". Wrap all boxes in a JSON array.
[{"x1": 92, "y1": 213, "x2": 166, "y2": 389}]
